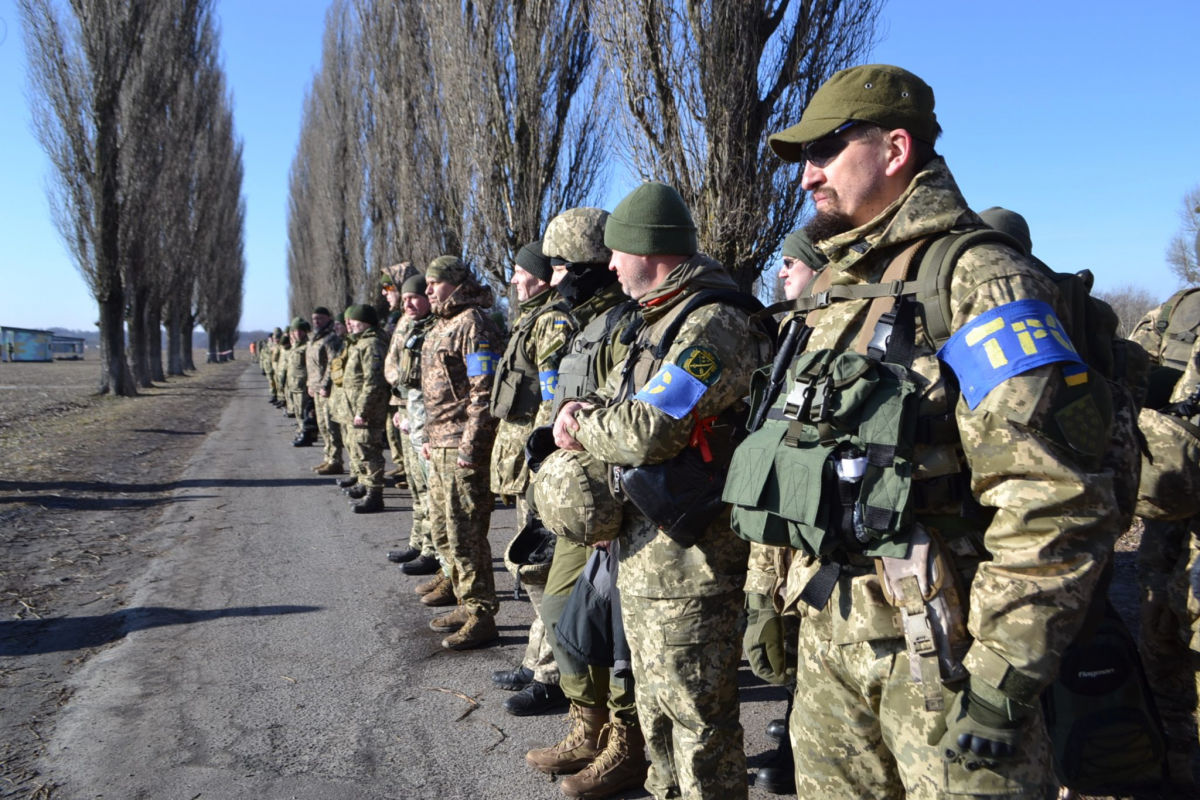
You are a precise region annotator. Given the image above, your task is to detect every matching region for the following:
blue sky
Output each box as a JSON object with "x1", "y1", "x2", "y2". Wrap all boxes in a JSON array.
[{"x1": 2, "y1": 0, "x2": 1198, "y2": 333}]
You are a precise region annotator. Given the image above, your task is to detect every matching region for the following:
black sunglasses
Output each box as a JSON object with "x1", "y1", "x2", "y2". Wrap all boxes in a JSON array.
[{"x1": 800, "y1": 121, "x2": 861, "y2": 168}]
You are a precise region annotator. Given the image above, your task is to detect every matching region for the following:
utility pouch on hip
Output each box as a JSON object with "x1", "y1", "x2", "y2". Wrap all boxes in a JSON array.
[{"x1": 875, "y1": 523, "x2": 969, "y2": 711}]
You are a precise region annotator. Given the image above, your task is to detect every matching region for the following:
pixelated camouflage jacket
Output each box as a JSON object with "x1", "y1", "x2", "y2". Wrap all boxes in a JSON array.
[
  {"x1": 421, "y1": 279, "x2": 501, "y2": 465},
  {"x1": 305, "y1": 322, "x2": 340, "y2": 396},
  {"x1": 491, "y1": 288, "x2": 575, "y2": 495},
  {"x1": 573, "y1": 255, "x2": 770, "y2": 598},
  {"x1": 771, "y1": 157, "x2": 1121, "y2": 706},
  {"x1": 342, "y1": 327, "x2": 389, "y2": 423},
  {"x1": 286, "y1": 340, "x2": 309, "y2": 393}
]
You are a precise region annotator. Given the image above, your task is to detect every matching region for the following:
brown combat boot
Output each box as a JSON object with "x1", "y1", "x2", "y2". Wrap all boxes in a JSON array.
[
  {"x1": 420, "y1": 578, "x2": 457, "y2": 607},
  {"x1": 525, "y1": 703, "x2": 608, "y2": 775},
  {"x1": 559, "y1": 719, "x2": 649, "y2": 798},
  {"x1": 315, "y1": 461, "x2": 344, "y2": 475},
  {"x1": 441, "y1": 612, "x2": 498, "y2": 650},
  {"x1": 312, "y1": 460, "x2": 330, "y2": 473},
  {"x1": 429, "y1": 606, "x2": 469, "y2": 633},
  {"x1": 414, "y1": 573, "x2": 446, "y2": 596}
]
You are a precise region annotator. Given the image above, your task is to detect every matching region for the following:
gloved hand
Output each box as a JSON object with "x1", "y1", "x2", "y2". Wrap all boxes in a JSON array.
[
  {"x1": 935, "y1": 682, "x2": 1033, "y2": 764},
  {"x1": 743, "y1": 592, "x2": 788, "y2": 685}
]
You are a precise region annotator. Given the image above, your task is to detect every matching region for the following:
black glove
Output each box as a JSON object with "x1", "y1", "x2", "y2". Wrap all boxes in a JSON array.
[
  {"x1": 935, "y1": 683, "x2": 1033, "y2": 764},
  {"x1": 743, "y1": 593, "x2": 788, "y2": 685}
]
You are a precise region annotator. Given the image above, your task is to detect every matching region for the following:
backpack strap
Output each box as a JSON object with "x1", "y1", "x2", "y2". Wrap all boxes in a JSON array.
[{"x1": 853, "y1": 238, "x2": 930, "y2": 357}]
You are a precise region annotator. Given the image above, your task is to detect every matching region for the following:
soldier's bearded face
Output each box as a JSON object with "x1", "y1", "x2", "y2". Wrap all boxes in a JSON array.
[
  {"x1": 609, "y1": 250, "x2": 661, "y2": 300},
  {"x1": 800, "y1": 126, "x2": 891, "y2": 241}
]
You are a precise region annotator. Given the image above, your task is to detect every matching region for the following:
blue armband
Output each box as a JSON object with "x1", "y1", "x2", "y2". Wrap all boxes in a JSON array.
[
  {"x1": 539, "y1": 369, "x2": 559, "y2": 401},
  {"x1": 634, "y1": 363, "x2": 707, "y2": 419},
  {"x1": 938, "y1": 299, "x2": 1084, "y2": 409}
]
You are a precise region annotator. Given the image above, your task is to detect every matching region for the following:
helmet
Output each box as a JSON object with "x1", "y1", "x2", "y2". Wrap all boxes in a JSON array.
[
  {"x1": 531, "y1": 448, "x2": 622, "y2": 545},
  {"x1": 543, "y1": 207, "x2": 611, "y2": 264}
]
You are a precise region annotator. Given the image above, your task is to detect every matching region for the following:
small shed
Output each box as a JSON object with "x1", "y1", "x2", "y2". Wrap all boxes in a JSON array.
[
  {"x1": 1, "y1": 326, "x2": 54, "y2": 362},
  {"x1": 50, "y1": 335, "x2": 86, "y2": 359}
]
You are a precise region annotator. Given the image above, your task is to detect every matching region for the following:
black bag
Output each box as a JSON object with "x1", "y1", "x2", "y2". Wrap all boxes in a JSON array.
[
  {"x1": 1042, "y1": 600, "x2": 1166, "y2": 793},
  {"x1": 614, "y1": 446, "x2": 727, "y2": 547}
]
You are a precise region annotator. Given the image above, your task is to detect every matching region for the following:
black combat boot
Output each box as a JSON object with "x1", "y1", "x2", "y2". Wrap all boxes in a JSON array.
[
  {"x1": 346, "y1": 484, "x2": 368, "y2": 500},
  {"x1": 351, "y1": 489, "x2": 384, "y2": 513},
  {"x1": 336, "y1": 475, "x2": 358, "y2": 489},
  {"x1": 402, "y1": 554, "x2": 440, "y2": 575}
]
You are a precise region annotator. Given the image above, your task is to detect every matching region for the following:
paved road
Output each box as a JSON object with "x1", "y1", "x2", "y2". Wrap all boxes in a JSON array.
[{"x1": 36, "y1": 366, "x2": 789, "y2": 800}]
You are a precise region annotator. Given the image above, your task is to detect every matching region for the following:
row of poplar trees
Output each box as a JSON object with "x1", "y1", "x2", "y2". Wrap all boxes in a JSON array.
[
  {"x1": 286, "y1": 0, "x2": 885, "y2": 316},
  {"x1": 19, "y1": 0, "x2": 246, "y2": 396}
]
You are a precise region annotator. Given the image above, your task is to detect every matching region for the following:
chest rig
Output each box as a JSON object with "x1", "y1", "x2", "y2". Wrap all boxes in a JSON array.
[
  {"x1": 396, "y1": 316, "x2": 433, "y2": 390},
  {"x1": 490, "y1": 296, "x2": 568, "y2": 422}
]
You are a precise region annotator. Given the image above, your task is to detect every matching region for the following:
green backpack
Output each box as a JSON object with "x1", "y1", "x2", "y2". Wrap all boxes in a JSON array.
[{"x1": 1153, "y1": 286, "x2": 1200, "y2": 372}]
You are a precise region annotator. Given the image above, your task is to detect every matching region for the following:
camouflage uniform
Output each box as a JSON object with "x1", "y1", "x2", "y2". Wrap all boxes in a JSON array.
[
  {"x1": 343, "y1": 326, "x2": 389, "y2": 490},
  {"x1": 1131, "y1": 307, "x2": 1200, "y2": 781},
  {"x1": 286, "y1": 338, "x2": 311, "y2": 437},
  {"x1": 385, "y1": 314, "x2": 437, "y2": 559},
  {"x1": 491, "y1": 285, "x2": 575, "y2": 685},
  {"x1": 750, "y1": 158, "x2": 1119, "y2": 798},
  {"x1": 572, "y1": 256, "x2": 769, "y2": 800},
  {"x1": 421, "y1": 279, "x2": 501, "y2": 617},
  {"x1": 541, "y1": 282, "x2": 638, "y2": 719},
  {"x1": 307, "y1": 320, "x2": 344, "y2": 467},
  {"x1": 275, "y1": 339, "x2": 291, "y2": 415}
]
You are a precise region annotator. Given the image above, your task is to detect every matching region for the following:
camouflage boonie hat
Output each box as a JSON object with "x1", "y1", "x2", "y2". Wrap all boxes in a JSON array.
[
  {"x1": 531, "y1": 449, "x2": 622, "y2": 546},
  {"x1": 380, "y1": 262, "x2": 405, "y2": 290},
  {"x1": 543, "y1": 207, "x2": 611, "y2": 264},
  {"x1": 769, "y1": 64, "x2": 938, "y2": 160},
  {"x1": 1135, "y1": 407, "x2": 1200, "y2": 521}
]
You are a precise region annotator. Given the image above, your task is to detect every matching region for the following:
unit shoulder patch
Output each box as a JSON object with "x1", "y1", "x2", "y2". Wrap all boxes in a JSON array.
[{"x1": 676, "y1": 346, "x2": 722, "y2": 386}]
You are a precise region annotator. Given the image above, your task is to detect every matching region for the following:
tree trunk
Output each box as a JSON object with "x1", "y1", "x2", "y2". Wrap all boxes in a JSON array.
[
  {"x1": 128, "y1": 285, "x2": 153, "y2": 387},
  {"x1": 149, "y1": 304, "x2": 165, "y2": 381}
]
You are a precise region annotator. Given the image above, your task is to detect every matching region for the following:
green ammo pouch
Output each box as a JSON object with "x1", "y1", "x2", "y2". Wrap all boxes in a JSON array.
[{"x1": 723, "y1": 348, "x2": 918, "y2": 559}]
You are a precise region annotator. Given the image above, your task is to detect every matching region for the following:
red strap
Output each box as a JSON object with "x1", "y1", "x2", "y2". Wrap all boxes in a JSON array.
[{"x1": 689, "y1": 412, "x2": 717, "y2": 463}]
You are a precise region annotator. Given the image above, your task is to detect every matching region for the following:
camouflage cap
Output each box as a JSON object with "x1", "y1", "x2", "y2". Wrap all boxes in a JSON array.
[
  {"x1": 769, "y1": 64, "x2": 938, "y2": 160},
  {"x1": 502, "y1": 519, "x2": 554, "y2": 585},
  {"x1": 426, "y1": 255, "x2": 470, "y2": 285},
  {"x1": 290, "y1": 316, "x2": 311, "y2": 331},
  {"x1": 530, "y1": 448, "x2": 622, "y2": 546},
  {"x1": 543, "y1": 207, "x2": 611, "y2": 264}
]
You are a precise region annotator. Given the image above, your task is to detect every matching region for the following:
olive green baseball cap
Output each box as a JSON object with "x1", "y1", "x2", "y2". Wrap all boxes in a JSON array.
[{"x1": 769, "y1": 64, "x2": 937, "y2": 161}]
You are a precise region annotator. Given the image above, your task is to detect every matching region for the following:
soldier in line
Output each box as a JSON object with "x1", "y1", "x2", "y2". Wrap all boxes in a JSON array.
[
  {"x1": 274, "y1": 328, "x2": 292, "y2": 414},
  {"x1": 285, "y1": 318, "x2": 316, "y2": 446},
  {"x1": 384, "y1": 273, "x2": 441, "y2": 576},
  {"x1": 1130, "y1": 296, "x2": 1200, "y2": 786},
  {"x1": 748, "y1": 64, "x2": 1120, "y2": 796},
  {"x1": 489, "y1": 239, "x2": 575, "y2": 716},
  {"x1": 524, "y1": 206, "x2": 645, "y2": 798},
  {"x1": 307, "y1": 306, "x2": 345, "y2": 475},
  {"x1": 552, "y1": 183, "x2": 771, "y2": 799},
  {"x1": 419, "y1": 256, "x2": 503, "y2": 651},
  {"x1": 329, "y1": 312, "x2": 361, "y2": 494},
  {"x1": 380, "y1": 266, "x2": 409, "y2": 489},
  {"x1": 341, "y1": 304, "x2": 390, "y2": 514},
  {"x1": 741, "y1": 228, "x2": 828, "y2": 796}
]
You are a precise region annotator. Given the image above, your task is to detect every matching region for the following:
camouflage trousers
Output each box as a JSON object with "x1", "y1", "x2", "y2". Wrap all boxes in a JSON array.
[
  {"x1": 314, "y1": 392, "x2": 343, "y2": 465},
  {"x1": 622, "y1": 590, "x2": 746, "y2": 800},
  {"x1": 1138, "y1": 517, "x2": 1200, "y2": 766},
  {"x1": 344, "y1": 422, "x2": 385, "y2": 490},
  {"x1": 296, "y1": 392, "x2": 317, "y2": 436},
  {"x1": 426, "y1": 447, "x2": 497, "y2": 616},
  {"x1": 331, "y1": 388, "x2": 361, "y2": 477},
  {"x1": 543, "y1": 537, "x2": 636, "y2": 720},
  {"x1": 398, "y1": 414, "x2": 434, "y2": 557},
  {"x1": 385, "y1": 411, "x2": 406, "y2": 477},
  {"x1": 791, "y1": 620, "x2": 1056, "y2": 799},
  {"x1": 507, "y1": 499, "x2": 558, "y2": 684}
]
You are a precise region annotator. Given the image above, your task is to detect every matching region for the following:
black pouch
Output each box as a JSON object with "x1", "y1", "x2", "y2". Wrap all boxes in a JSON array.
[{"x1": 615, "y1": 446, "x2": 725, "y2": 547}]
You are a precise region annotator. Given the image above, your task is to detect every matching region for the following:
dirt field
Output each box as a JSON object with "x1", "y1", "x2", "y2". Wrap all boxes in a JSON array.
[{"x1": 0, "y1": 355, "x2": 250, "y2": 799}]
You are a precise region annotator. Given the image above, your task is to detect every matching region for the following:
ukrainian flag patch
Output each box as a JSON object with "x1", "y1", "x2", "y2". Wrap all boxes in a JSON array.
[
  {"x1": 539, "y1": 369, "x2": 559, "y2": 401},
  {"x1": 938, "y1": 299, "x2": 1084, "y2": 409},
  {"x1": 634, "y1": 363, "x2": 707, "y2": 419}
]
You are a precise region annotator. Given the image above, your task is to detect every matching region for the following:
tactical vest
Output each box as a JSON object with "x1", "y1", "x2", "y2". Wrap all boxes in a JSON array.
[
  {"x1": 490, "y1": 296, "x2": 568, "y2": 422},
  {"x1": 330, "y1": 339, "x2": 350, "y2": 388},
  {"x1": 396, "y1": 316, "x2": 433, "y2": 390},
  {"x1": 1153, "y1": 287, "x2": 1200, "y2": 371},
  {"x1": 726, "y1": 228, "x2": 1133, "y2": 607},
  {"x1": 552, "y1": 299, "x2": 635, "y2": 416}
]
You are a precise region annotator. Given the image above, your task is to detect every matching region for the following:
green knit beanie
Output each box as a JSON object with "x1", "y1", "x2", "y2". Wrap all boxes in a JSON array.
[
  {"x1": 781, "y1": 230, "x2": 828, "y2": 270},
  {"x1": 344, "y1": 304, "x2": 379, "y2": 326},
  {"x1": 604, "y1": 182, "x2": 697, "y2": 256},
  {"x1": 515, "y1": 239, "x2": 552, "y2": 282},
  {"x1": 401, "y1": 273, "x2": 427, "y2": 296}
]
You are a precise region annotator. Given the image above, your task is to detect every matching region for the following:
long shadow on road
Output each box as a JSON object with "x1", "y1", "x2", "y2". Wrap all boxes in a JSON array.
[
  {"x1": 0, "y1": 477, "x2": 331, "y2": 496},
  {"x1": 0, "y1": 604, "x2": 323, "y2": 656}
]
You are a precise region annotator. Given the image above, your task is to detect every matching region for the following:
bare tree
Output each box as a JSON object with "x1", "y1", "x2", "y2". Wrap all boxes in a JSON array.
[
  {"x1": 594, "y1": 0, "x2": 883, "y2": 290},
  {"x1": 1095, "y1": 285, "x2": 1160, "y2": 339},
  {"x1": 19, "y1": 0, "x2": 160, "y2": 395},
  {"x1": 1166, "y1": 185, "x2": 1200, "y2": 287}
]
